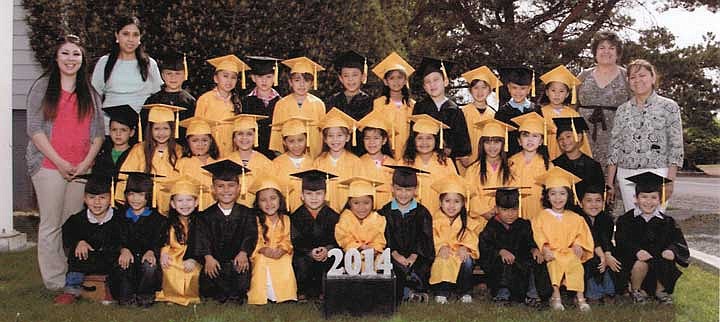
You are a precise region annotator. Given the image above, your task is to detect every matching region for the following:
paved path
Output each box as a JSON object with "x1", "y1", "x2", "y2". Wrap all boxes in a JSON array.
[{"x1": 674, "y1": 176, "x2": 720, "y2": 269}]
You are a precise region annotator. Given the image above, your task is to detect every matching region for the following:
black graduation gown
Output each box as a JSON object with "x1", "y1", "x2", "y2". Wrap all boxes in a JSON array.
[
  {"x1": 92, "y1": 139, "x2": 132, "y2": 175},
  {"x1": 615, "y1": 210, "x2": 689, "y2": 294},
  {"x1": 325, "y1": 91, "x2": 373, "y2": 156},
  {"x1": 580, "y1": 211, "x2": 615, "y2": 283},
  {"x1": 241, "y1": 94, "x2": 280, "y2": 160},
  {"x1": 62, "y1": 208, "x2": 124, "y2": 274},
  {"x1": 552, "y1": 153, "x2": 605, "y2": 201},
  {"x1": 412, "y1": 98, "x2": 471, "y2": 158},
  {"x1": 479, "y1": 217, "x2": 539, "y2": 301},
  {"x1": 494, "y1": 101, "x2": 539, "y2": 156},
  {"x1": 143, "y1": 89, "x2": 197, "y2": 146},
  {"x1": 290, "y1": 205, "x2": 339, "y2": 296}
]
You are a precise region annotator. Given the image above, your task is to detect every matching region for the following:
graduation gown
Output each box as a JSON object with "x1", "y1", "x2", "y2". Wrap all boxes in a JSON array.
[
  {"x1": 144, "y1": 89, "x2": 197, "y2": 146},
  {"x1": 509, "y1": 152, "x2": 549, "y2": 221},
  {"x1": 335, "y1": 210, "x2": 387, "y2": 253},
  {"x1": 313, "y1": 151, "x2": 362, "y2": 212},
  {"x1": 551, "y1": 153, "x2": 604, "y2": 202},
  {"x1": 615, "y1": 210, "x2": 689, "y2": 294},
  {"x1": 92, "y1": 138, "x2": 132, "y2": 175},
  {"x1": 228, "y1": 151, "x2": 275, "y2": 208},
  {"x1": 269, "y1": 94, "x2": 326, "y2": 158},
  {"x1": 357, "y1": 154, "x2": 395, "y2": 208},
  {"x1": 62, "y1": 209, "x2": 124, "y2": 274},
  {"x1": 117, "y1": 144, "x2": 182, "y2": 215},
  {"x1": 290, "y1": 205, "x2": 339, "y2": 296},
  {"x1": 406, "y1": 155, "x2": 459, "y2": 215},
  {"x1": 248, "y1": 215, "x2": 297, "y2": 304},
  {"x1": 494, "y1": 101, "x2": 539, "y2": 156},
  {"x1": 195, "y1": 90, "x2": 236, "y2": 158},
  {"x1": 456, "y1": 105, "x2": 495, "y2": 175},
  {"x1": 155, "y1": 219, "x2": 201, "y2": 306},
  {"x1": 241, "y1": 93, "x2": 280, "y2": 160},
  {"x1": 538, "y1": 105, "x2": 592, "y2": 160},
  {"x1": 532, "y1": 209, "x2": 594, "y2": 292},
  {"x1": 580, "y1": 211, "x2": 615, "y2": 283},
  {"x1": 479, "y1": 217, "x2": 537, "y2": 301},
  {"x1": 429, "y1": 214, "x2": 480, "y2": 285},
  {"x1": 463, "y1": 160, "x2": 515, "y2": 230},
  {"x1": 272, "y1": 153, "x2": 314, "y2": 212},
  {"x1": 175, "y1": 156, "x2": 216, "y2": 211},
  {"x1": 373, "y1": 97, "x2": 415, "y2": 161},
  {"x1": 412, "y1": 98, "x2": 471, "y2": 158},
  {"x1": 326, "y1": 91, "x2": 373, "y2": 156}
]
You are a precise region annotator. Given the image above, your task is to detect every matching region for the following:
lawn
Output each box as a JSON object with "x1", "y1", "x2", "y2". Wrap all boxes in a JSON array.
[{"x1": 1, "y1": 248, "x2": 717, "y2": 322}]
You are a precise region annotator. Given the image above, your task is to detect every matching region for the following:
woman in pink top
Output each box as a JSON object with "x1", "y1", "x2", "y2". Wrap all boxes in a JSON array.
[{"x1": 26, "y1": 35, "x2": 104, "y2": 290}]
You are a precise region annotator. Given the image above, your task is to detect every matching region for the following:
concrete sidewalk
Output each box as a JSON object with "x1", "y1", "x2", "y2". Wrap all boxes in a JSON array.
[{"x1": 690, "y1": 248, "x2": 720, "y2": 271}]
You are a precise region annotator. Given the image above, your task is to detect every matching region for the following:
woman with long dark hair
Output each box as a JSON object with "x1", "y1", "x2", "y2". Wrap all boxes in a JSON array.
[{"x1": 26, "y1": 34, "x2": 105, "y2": 290}]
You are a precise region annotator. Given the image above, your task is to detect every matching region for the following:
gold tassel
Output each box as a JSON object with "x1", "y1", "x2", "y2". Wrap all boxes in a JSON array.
[
  {"x1": 417, "y1": 176, "x2": 422, "y2": 202},
  {"x1": 352, "y1": 125, "x2": 357, "y2": 147},
  {"x1": 362, "y1": 58, "x2": 368, "y2": 84},
  {"x1": 662, "y1": 182, "x2": 666, "y2": 208},
  {"x1": 241, "y1": 69, "x2": 246, "y2": 89},
  {"x1": 602, "y1": 187, "x2": 607, "y2": 211},
  {"x1": 571, "y1": 84, "x2": 577, "y2": 105},
  {"x1": 518, "y1": 192, "x2": 523, "y2": 218},
  {"x1": 573, "y1": 183, "x2": 580, "y2": 205},
  {"x1": 313, "y1": 65, "x2": 318, "y2": 90},
  {"x1": 466, "y1": 186, "x2": 471, "y2": 213},
  {"x1": 495, "y1": 78, "x2": 500, "y2": 100},
  {"x1": 306, "y1": 122, "x2": 311, "y2": 147},
  {"x1": 152, "y1": 177, "x2": 158, "y2": 209},
  {"x1": 110, "y1": 177, "x2": 115, "y2": 208},
  {"x1": 240, "y1": 167, "x2": 247, "y2": 197},
  {"x1": 372, "y1": 183, "x2": 376, "y2": 209},
  {"x1": 175, "y1": 111, "x2": 180, "y2": 139},
  {"x1": 571, "y1": 117, "x2": 578, "y2": 142},
  {"x1": 138, "y1": 114, "x2": 143, "y2": 142},
  {"x1": 183, "y1": 54, "x2": 188, "y2": 81},
  {"x1": 325, "y1": 173, "x2": 330, "y2": 202},
  {"x1": 286, "y1": 184, "x2": 290, "y2": 212},
  {"x1": 543, "y1": 120, "x2": 547, "y2": 146},
  {"x1": 391, "y1": 123, "x2": 396, "y2": 151},
  {"x1": 254, "y1": 124, "x2": 259, "y2": 147},
  {"x1": 504, "y1": 127, "x2": 509, "y2": 152},
  {"x1": 199, "y1": 188, "x2": 204, "y2": 210},
  {"x1": 406, "y1": 81, "x2": 410, "y2": 89},
  {"x1": 439, "y1": 127, "x2": 444, "y2": 149},
  {"x1": 531, "y1": 71, "x2": 536, "y2": 97},
  {"x1": 440, "y1": 61, "x2": 448, "y2": 80},
  {"x1": 273, "y1": 61, "x2": 279, "y2": 87}
]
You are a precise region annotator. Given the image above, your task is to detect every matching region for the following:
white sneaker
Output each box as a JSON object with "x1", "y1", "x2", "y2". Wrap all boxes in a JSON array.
[
  {"x1": 460, "y1": 294, "x2": 473, "y2": 303},
  {"x1": 435, "y1": 296, "x2": 448, "y2": 304},
  {"x1": 550, "y1": 297, "x2": 565, "y2": 311}
]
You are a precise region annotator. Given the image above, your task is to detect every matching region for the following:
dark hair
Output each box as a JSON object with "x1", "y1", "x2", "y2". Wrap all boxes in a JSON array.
[
  {"x1": 634, "y1": 184, "x2": 662, "y2": 196},
  {"x1": 343, "y1": 195, "x2": 375, "y2": 212},
  {"x1": 591, "y1": 31, "x2": 624, "y2": 62},
  {"x1": 105, "y1": 16, "x2": 150, "y2": 82},
  {"x1": 439, "y1": 192, "x2": 468, "y2": 240},
  {"x1": 475, "y1": 136, "x2": 512, "y2": 185},
  {"x1": 182, "y1": 134, "x2": 220, "y2": 159},
  {"x1": 361, "y1": 127, "x2": 394, "y2": 159},
  {"x1": 231, "y1": 128, "x2": 257, "y2": 152},
  {"x1": 124, "y1": 176, "x2": 153, "y2": 204},
  {"x1": 382, "y1": 70, "x2": 411, "y2": 105},
  {"x1": 39, "y1": 35, "x2": 95, "y2": 122},
  {"x1": 212, "y1": 70, "x2": 243, "y2": 114},
  {"x1": 143, "y1": 121, "x2": 179, "y2": 173},
  {"x1": 166, "y1": 206, "x2": 197, "y2": 245},
  {"x1": 403, "y1": 130, "x2": 448, "y2": 165},
  {"x1": 289, "y1": 72, "x2": 314, "y2": 83},
  {"x1": 541, "y1": 186, "x2": 574, "y2": 210},
  {"x1": 320, "y1": 127, "x2": 352, "y2": 153},
  {"x1": 252, "y1": 188, "x2": 288, "y2": 242},
  {"x1": 538, "y1": 81, "x2": 571, "y2": 106},
  {"x1": 518, "y1": 131, "x2": 550, "y2": 169}
]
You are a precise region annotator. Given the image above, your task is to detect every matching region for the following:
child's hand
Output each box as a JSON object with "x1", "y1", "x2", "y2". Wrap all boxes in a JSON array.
[
  {"x1": 160, "y1": 252, "x2": 171, "y2": 269},
  {"x1": 438, "y1": 246, "x2": 451, "y2": 259},
  {"x1": 543, "y1": 246, "x2": 555, "y2": 262},
  {"x1": 636, "y1": 249, "x2": 653, "y2": 261},
  {"x1": 499, "y1": 249, "x2": 515, "y2": 265},
  {"x1": 118, "y1": 248, "x2": 134, "y2": 269},
  {"x1": 572, "y1": 244, "x2": 583, "y2": 259},
  {"x1": 204, "y1": 255, "x2": 221, "y2": 278},
  {"x1": 605, "y1": 252, "x2": 622, "y2": 272},
  {"x1": 142, "y1": 250, "x2": 156, "y2": 267},
  {"x1": 598, "y1": 254, "x2": 607, "y2": 273},
  {"x1": 531, "y1": 248, "x2": 544, "y2": 264},
  {"x1": 359, "y1": 243, "x2": 371, "y2": 251},
  {"x1": 234, "y1": 251, "x2": 249, "y2": 273},
  {"x1": 74, "y1": 240, "x2": 94, "y2": 260},
  {"x1": 391, "y1": 251, "x2": 408, "y2": 267},
  {"x1": 457, "y1": 246, "x2": 470, "y2": 262},
  {"x1": 183, "y1": 259, "x2": 197, "y2": 273},
  {"x1": 407, "y1": 254, "x2": 418, "y2": 267},
  {"x1": 661, "y1": 249, "x2": 675, "y2": 261}
]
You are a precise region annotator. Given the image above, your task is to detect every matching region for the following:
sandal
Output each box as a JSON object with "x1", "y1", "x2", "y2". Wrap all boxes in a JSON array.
[
  {"x1": 550, "y1": 297, "x2": 565, "y2": 311},
  {"x1": 655, "y1": 291, "x2": 673, "y2": 305},
  {"x1": 577, "y1": 298, "x2": 591, "y2": 312}
]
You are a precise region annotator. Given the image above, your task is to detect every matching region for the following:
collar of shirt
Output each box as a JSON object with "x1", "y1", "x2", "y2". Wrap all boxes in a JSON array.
[
  {"x1": 249, "y1": 88, "x2": 280, "y2": 102},
  {"x1": 630, "y1": 90, "x2": 660, "y2": 109},
  {"x1": 508, "y1": 98, "x2": 531, "y2": 112},
  {"x1": 219, "y1": 205, "x2": 233, "y2": 216},
  {"x1": 633, "y1": 207, "x2": 663, "y2": 222},
  {"x1": 391, "y1": 198, "x2": 418, "y2": 217},
  {"x1": 546, "y1": 208, "x2": 564, "y2": 219},
  {"x1": 87, "y1": 208, "x2": 114, "y2": 225},
  {"x1": 125, "y1": 207, "x2": 152, "y2": 223},
  {"x1": 433, "y1": 97, "x2": 449, "y2": 111}
]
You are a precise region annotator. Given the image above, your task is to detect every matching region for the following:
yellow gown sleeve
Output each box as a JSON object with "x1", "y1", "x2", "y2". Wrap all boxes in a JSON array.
[
  {"x1": 367, "y1": 213, "x2": 387, "y2": 253},
  {"x1": 335, "y1": 211, "x2": 362, "y2": 250}
]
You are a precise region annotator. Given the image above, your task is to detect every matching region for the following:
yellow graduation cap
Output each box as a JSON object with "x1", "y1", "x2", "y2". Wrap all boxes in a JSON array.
[
  {"x1": 535, "y1": 166, "x2": 582, "y2": 204},
  {"x1": 248, "y1": 173, "x2": 293, "y2": 211},
  {"x1": 159, "y1": 174, "x2": 212, "y2": 211},
  {"x1": 207, "y1": 54, "x2": 251, "y2": 89},
  {"x1": 474, "y1": 118, "x2": 517, "y2": 152},
  {"x1": 273, "y1": 115, "x2": 314, "y2": 137},
  {"x1": 337, "y1": 176, "x2": 386, "y2": 209},
  {"x1": 430, "y1": 175, "x2": 477, "y2": 212},
  {"x1": 372, "y1": 52, "x2": 415, "y2": 80},
  {"x1": 141, "y1": 104, "x2": 187, "y2": 140},
  {"x1": 282, "y1": 56, "x2": 325, "y2": 90},
  {"x1": 511, "y1": 112, "x2": 550, "y2": 145},
  {"x1": 224, "y1": 114, "x2": 269, "y2": 147},
  {"x1": 409, "y1": 114, "x2": 450, "y2": 149},
  {"x1": 179, "y1": 116, "x2": 223, "y2": 136},
  {"x1": 357, "y1": 110, "x2": 399, "y2": 150},
  {"x1": 539, "y1": 65, "x2": 582, "y2": 105},
  {"x1": 320, "y1": 107, "x2": 358, "y2": 146},
  {"x1": 462, "y1": 66, "x2": 503, "y2": 100}
]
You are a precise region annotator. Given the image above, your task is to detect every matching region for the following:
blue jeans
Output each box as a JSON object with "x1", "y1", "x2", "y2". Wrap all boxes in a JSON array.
[
  {"x1": 585, "y1": 271, "x2": 615, "y2": 300},
  {"x1": 64, "y1": 271, "x2": 85, "y2": 296},
  {"x1": 433, "y1": 258, "x2": 474, "y2": 297}
]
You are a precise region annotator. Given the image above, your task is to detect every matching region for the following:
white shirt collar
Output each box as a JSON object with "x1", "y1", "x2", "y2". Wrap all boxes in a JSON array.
[
  {"x1": 633, "y1": 207, "x2": 663, "y2": 222},
  {"x1": 86, "y1": 208, "x2": 114, "y2": 225}
]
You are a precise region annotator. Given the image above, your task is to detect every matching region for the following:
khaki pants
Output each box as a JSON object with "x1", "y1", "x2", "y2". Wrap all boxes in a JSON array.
[{"x1": 32, "y1": 168, "x2": 86, "y2": 290}]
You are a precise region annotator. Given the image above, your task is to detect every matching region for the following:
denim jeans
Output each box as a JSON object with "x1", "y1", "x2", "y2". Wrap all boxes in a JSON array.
[
  {"x1": 64, "y1": 271, "x2": 85, "y2": 296},
  {"x1": 585, "y1": 270, "x2": 615, "y2": 300}
]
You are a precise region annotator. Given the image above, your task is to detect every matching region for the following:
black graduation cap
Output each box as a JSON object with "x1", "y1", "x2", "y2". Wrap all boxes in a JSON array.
[
  {"x1": 483, "y1": 186, "x2": 532, "y2": 210},
  {"x1": 201, "y1": 159, "x2": 251, "y2": 182},
  {"x1": 290, "y1": 169, "x2": 338, "y2": 191},
  {"x1": 552, "y1": 116, "x2": 590, "y2": 139},
  {"x1": 333, "y1": 50, "x2": 369, "y2": 73},
  {"x1": 102, "y1": 105, "x2": 138, "y2": 128},
  {"x1": 159, "y1": 50, "x2": 186, "y2": 71},
  {"x1": 417, "y1": 56, "x2": 455, "y2": 79},
  {"x1": 75, "y1": 172, "x2": 114, "y2": 195},
  {"x1": 119, "y1": 171, "x2": 164, "y2": 194},
  {"x1": 384, "y1": 165, "x2": 429, "y2": 188},
  {"x1": 246, "y1": 55, "x2": 281, "y2": 76},
  {"x1": 498, "y1": 66, "x2": 534, "y2": 86},
  {"x1": 625, "y1": 171, "x2": 672, "y2": 194}
]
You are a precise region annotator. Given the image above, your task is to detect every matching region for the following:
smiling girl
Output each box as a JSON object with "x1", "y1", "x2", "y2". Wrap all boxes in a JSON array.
[{"x1": 508, "y1": 112, "x2": 551, "y2": 221}]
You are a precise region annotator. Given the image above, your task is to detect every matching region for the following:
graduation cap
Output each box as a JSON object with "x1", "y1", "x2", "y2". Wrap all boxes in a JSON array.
[
  {"x1": 625, "y1": 171, "x2": 673, "y2": 207},
  {"x1": 202, "y1": 158, "x2": 251, "y2": 182},
  {"x1": 535, "y1": 166, "x2": 583, "y2": 204},
  {"x1": 431, "y1": 175, "x2": 476, "y2": 212},
  {"x1": 159, "y1": 174, "x2": 210, "y2": 210},
  {"x1": 224, "y1": 114, "x2": 269, "y2": 147},
  {"x1": 474, "y1": 118, "x2": 517, "y2": 152},
  {"x1": 483, "y1": 186, "x2": 532, "y2": 216},
  {"x1": 417, "y1": 56, "x2": 455, "y2": 80},
  {"x1": 119, "y1": 171, "x2": 166, "y2": 209},
  {"x1": 246, "y1": 56, "x2": 282, "y2": 86},
  {"x1": 290, "y1": 168, "x2": 338, "y2": 192},
  {"x1": 179, "y1": 116, "x2": 223, "y2": 137},
  {"x1": 282, "y1": 56, "x2": 325, "y2": 90},
  {"x1": 337, "y1": 176, "x2": 386, "y2": 209},
  {"x1": 319, "y1": 108, "x2": 358, "y2": 146},
  {"x1": 372, "y1": 52, "x2": 415, "y2": 81},
  {"x1": 577, "y1": 184, "x2": 610, "y2": 211},
  {"x1": 409, "y1": 114, "x2": 450, "y2": 149},
  {"x1": 141, "y1": 104, "x2": 187, "y2": 141},
  {"x1": 357, "y1": 110, "x2": 398, "y2": 150},
  {"x1": 75, "y1": 172, "x2": 117, "y2": 207},
  {"x1": 103, "y1": 105, "x2": 138, "y2": 129},
  {"x1": 539, "y1": 65, "x2": 582, "y2": 104},
  {"x1": 207, "y1": 54, "x2": 251, "y2": 89},
  {"x1": 511, "y1": 111, "x2": 549, "y2": 145},
  {"x1": 248, "y1": 174, "x2": 293, "y2": 210},
  {"x1": 159, "y1": 50, "x2": 188, "y2": 80},
  {"x1": 333, "y1": 50, "x2": 369, "y2": 83},
  {"x1": 498, "y1": 66, "x2": 535, "y2": 97},
  {"x1": 462, "y1": 66, "x2": 503, "y2": 99},
  {"x1": 384, "y1": 165, "x2": 428, "y2": 188},
  {"x1": 552, "y1": 116, "x2": 589, "y2": 143}
]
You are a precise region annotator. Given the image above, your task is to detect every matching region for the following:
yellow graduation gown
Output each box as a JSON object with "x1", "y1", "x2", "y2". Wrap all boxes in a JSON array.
[
  {"x1": 531, "y1": 209, "x2": 594, "y2": 292},
  {"x1": 335, "y1": 210, "x2": 387, "y2": 253},
  {"x1": 175, "y1": 156, "x2": 216, "y2": 211},
  {"x1": 313, "y1": 151, "x2": 362, "y2": 212},
  {"x1": 269, "y1": 94, "x2": 326, "y2": 158},
  {"x1": 429, "y1": 214, "x2": 480, "y2": 285},
  {"x1": 357, "y1": 154, "x2": 395, "y2": 208},
  {"x1": 463, "y1": 160, "x2": 515, "y2": 234},
  {"x1": 509, "y1": 152, "x2": 549, "y2": 221},
  {"x1": 407, "y1": 155, "x2": 458, "y2": 216},
  {"x1": 155, "y1": 224, "x2": 200, "y2": 306},
  {"x1": 540, "y1": 105, "x2": 592, "y2": 160},
  {"x1": 248, "y1": 215, "x2": 297, "y2": 305},
  {"x1": 271, "y1": 153, "x2": 315, "y2": 212},
  {"x1": 117, "y1": 143, "x2": 181, "y2": 215},
  {"x1": 372, "y1": 96, "x2": 415, "y2": 161},
  {"x1": 228, "y1": 150, "x2": 275, "y2": 207},
  {"x1": 195, "y1": 90, "x2": 236, "y2": 158},
  {"x1": 456, "y1": 105, "x2": 495, "y2": 176}
]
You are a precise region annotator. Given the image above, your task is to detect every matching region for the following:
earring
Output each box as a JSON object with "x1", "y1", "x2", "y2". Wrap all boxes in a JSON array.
[{"x1": 115, "y1": 39, "x2": 119, "y2": 43}]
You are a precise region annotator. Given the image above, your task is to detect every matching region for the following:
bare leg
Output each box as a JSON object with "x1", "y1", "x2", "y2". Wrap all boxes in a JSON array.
[{"x1": 630, "y1": 261, "x2": 648, "y2": 291}]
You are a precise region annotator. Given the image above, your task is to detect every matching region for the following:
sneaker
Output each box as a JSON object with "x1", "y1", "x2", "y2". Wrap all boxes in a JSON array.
[
  {"x1": 408, "y1": 291, "x2": 429, "y2": 303},
  {"x1": 435, "y1": 296, "x2": 448, "y2": 304},
  {"x1": 460, "y1": 294, "x2": 473, "y2": 303},
  {"x1": 550, "y1": 297, "x2": 565, "y2": 311},
  {"x1": 297, "y1": 294, "x2": 308, "y2": 303},
  {"x1": 655, "y1": 291, "x2": 673, "y2": 305},
  {"x1": 524, "y1": 296, "x2": 542, "y2": 308},
  {"x1": 53, "y1": 293, "x2": 77, "y2": 305},
  {"x1": 577, "y1": 298, "x2": 591, "y2": 312},
  {"x1": 631, "y1": 289, "x2": 648, "y2": 304}
]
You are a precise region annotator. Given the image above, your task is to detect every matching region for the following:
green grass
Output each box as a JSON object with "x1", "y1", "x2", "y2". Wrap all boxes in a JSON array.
[{"x1": 1, "y1": 248, "x2": 717, "y2": 322}]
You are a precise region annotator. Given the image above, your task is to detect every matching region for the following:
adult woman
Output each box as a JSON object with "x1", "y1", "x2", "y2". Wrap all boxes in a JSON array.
[
  {"x1": 607, "y1": 59, "x2": 683, "y2": 211},
  {"x1": 91, "y1": 16, "x2": 162, "y2": 116},
  {"x1": 26, "y1": 34, "x2": 105, "y2": 290},
  {"x1": 576, "y1": 31, "x2": 631, "y2": 168}
]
